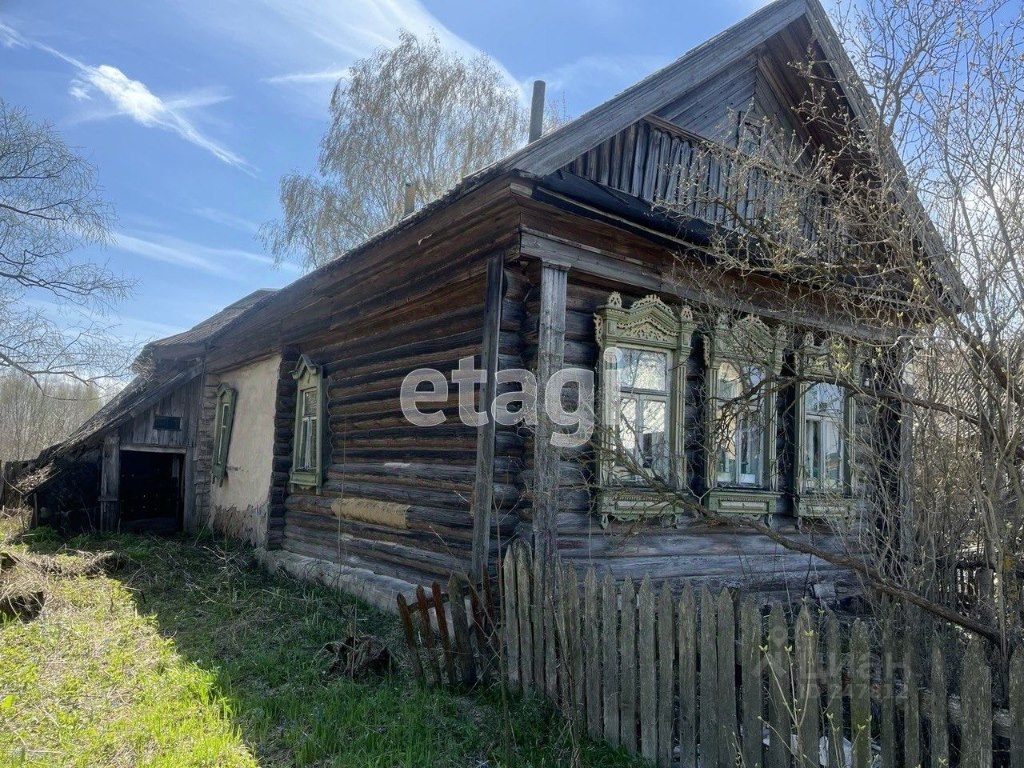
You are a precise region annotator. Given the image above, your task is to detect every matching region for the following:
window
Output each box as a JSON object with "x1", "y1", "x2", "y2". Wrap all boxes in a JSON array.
[
  {"x1": 594, "y1": 293, "x2": 696, "y2": 527},
  {"x1": 614, "y1": 348, "x2": 670, "y2": 482},
  {"x1": 153, "y1": 415, "x2": 181, "y2": 431},
  {"x1": 290, "y1": 355, "x2": 324, "y2": 491},
  {"x1": 705, "y1": 313, "x2": 786, "y2": 516},
  {"x1": 211, "y1": 384, "x2": 237, "y2": 485},
  {"x1": 794, "y1": 333, "x2": 860, "y2": 518},
  {"x1": 802, "y1": 383, "x2": 845, "y2": 493},
  {"x1": 715, "y1": 362, "x2": 767, "y2": 486}
]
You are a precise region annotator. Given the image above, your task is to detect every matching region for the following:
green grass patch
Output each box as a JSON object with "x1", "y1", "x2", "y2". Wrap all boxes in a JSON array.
[{"x1": 0, "y1": 518, "x2": 644, "y2": 767}]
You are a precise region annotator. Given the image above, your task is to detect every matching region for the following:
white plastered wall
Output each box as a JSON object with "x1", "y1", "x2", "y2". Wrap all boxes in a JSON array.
[{"x1": 209, "y1": 354, "x2": 280, "y2": 547}]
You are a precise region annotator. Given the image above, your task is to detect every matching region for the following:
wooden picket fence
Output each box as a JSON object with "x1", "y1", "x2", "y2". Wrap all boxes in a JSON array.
[
  {"x1": 498, "y1": 540, "x2": 1024, "y2": 768},
  {"x1": 396, "y1": 573, "x2": 500, "y2": 689}
]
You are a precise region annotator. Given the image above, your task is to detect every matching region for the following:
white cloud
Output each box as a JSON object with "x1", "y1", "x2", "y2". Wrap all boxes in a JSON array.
[
  {"x1": 263, "y1": 68, "x2": 351, "y2": 86},
  {"x1": 113, "y1": 231, "x2": 299, "y2": 277},
  {"x1": 192, "y1": 206, "x2": 261, "y2": 234},
  {"x1": 2, "y1": 21, "x2": 249, "y2": 171}
]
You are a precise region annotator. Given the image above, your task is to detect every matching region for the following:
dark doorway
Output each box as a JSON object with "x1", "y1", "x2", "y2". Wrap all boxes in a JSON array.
[{"x1": 119, "y1": 450, "x2": 184, "y2": 533}]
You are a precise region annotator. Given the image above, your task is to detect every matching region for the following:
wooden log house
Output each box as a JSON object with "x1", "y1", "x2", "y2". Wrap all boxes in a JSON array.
[{"x1": 16, "y1": 0, "x2": 963, "y2": 604}]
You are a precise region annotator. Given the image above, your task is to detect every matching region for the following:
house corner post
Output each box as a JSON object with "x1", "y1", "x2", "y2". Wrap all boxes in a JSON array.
[
  {"x1": 533, "y1": 261, "x2": 568, "y2": 571},
  {"x1": 471, "y1": 254, "x2": 505, "y2": 583}
]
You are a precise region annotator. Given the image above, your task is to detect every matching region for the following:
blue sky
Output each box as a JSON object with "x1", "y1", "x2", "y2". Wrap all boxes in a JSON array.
[{"x1": 1, "y1": 0, "x2": 769, "y2": 347}]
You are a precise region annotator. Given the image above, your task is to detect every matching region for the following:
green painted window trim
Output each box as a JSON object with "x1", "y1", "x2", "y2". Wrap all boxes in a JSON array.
[
  {"x1": 290, "y1": 354, "x2": 324, "y2": 492},
  {"x1": 793, "y1": 333, "x2": 863, "y2": 520},
  {"x1": 212, "y1": 383, "x2": 237, "y2": 485},
  {"x1": 594, "y1": 292, "x2": 696, "y2": 527}
]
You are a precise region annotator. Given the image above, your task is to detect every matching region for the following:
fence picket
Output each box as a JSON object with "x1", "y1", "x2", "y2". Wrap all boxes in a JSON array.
[
  {"x1": 740, "y1": 599, "x2": 763, "y2": 768},
  {"x1": 639, "y1": 577, "x2": 657, "y2": 761},
  {"x1": 657, "y1": 582, "x2": 674, "y2": 767},
  {"x1": 515, "y1": 544, "x2": 534, "y2": 692},
  {"x1": 532, "y1": 547, "x2": 545, "y2": 692},
  {"x1": 556, "y1": 566, "x2": 572, "y2": 714},
  {"x1": 584, "y1": 567, "x2": 601, "y2": 740},
  {"x1": 930, "y1": 641, "x2": 948, "y2": 768},
  {"x1": 567, "y1": 565, "x2": 584, "y2": 723},
  {"x1": 825, "y1": 612, "x2": 843, "y2": 768},
  {"x1": 396, "y1": 593, "x2": 424, "y2": 685},
  {"x1": 960, "y1": 636, "x2": 992, "y2": 768},
  {"x1": 1010, "y1": 650, "x2": 1024, "y2": 768},
  {"x1": 850, "y1": 620, "x2": 870, "y2": 768},
  {"x1": 602, "y1": 571, "x2": 620, "y2": 747},
  {"x1": 543, "y1": 562, "x2": 558, "y2": 700},
  {"x1": 794, "y1": 606, "x2": 819, "y2": 768},
  {"x1": 620, "y1": 577, "x2": 638, "y2": 754},
  {"x1": 904, "y1": 631, "x2": 920, "y2": 768},
  {"x1": 881, "y1": 621, "x2": 895, "y2": 768},
  {"x1": 678, "y1": 584, "x2": 697, "y2": 768},
  {"x1": 416, "y1": 585, "x2": 443, "y2": 687},
  {"x1": 447, "y1": 575, "x2": 475, "y2": 688},
  {"x1": 501, "y1": 553, "x2": 519, "y2": 691},
  {"x1": 700, "y1": 587, "x2": 720, "y2": 768},
  {"x1": 717, "y1": 589, "x2": 738, "y2": 765},
  {"x1": 766, "y1": 603, "x2": 791, "y2": 768},
  {"x1": 431, "y1": 582, "x2": 457, "y2": 686}
]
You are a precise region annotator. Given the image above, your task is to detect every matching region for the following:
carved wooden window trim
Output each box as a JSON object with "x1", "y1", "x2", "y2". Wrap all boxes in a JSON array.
[
  {"x1": 793, "y1": 333, "x2": 861, "y2": 519},
  {"x1": 705, "y1": 312, "x2": 786, "y2": 517},
  {"x1": 290, "y1": 354, "x2": 324, "y2": 492},
  {"x1": 211, "y1": 383, "x2": 237, "y2": 485},
  {"x1": 594, "y1": 292, "x2": 696, "y2": 528}
]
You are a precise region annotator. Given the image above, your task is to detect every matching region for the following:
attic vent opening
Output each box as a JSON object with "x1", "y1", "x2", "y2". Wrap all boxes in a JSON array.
[{"x1": 153, "y1": 415, "x2": 182, "y2": 431}]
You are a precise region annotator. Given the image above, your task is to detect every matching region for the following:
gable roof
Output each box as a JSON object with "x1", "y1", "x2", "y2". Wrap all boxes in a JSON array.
[{"x1": 205, "y1": 0, "x2": 962, "y2": 351}]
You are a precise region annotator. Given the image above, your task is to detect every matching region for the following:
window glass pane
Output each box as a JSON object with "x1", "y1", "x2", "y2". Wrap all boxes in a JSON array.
[
  {"x1": 716, "y1": 362, "x2": 766, "y2": 486},
  {"x1": 617, "y1": 349, "x2": 668, "y2": 392},
  {"x1": 738, "y1": 413, "x2": 762, "y2": 485},
  {"x1": 301, "y1": 388, "x2": 318, "y2": 417},
  {"x1": 804, "y1": 419, "x2": 821, "y2": 481},
  {"x1": 822, "y1": 418, "x2": 842, "y2": 489},
  {"x1": 640, "y1": 400, "x2": 668, "y2": 477},
  {"x1": 803, "y1": 383, "x2": 846, "y2": 492},
  {"x1": 298, "y1": 420, "x2": 310, "y2": 469}
]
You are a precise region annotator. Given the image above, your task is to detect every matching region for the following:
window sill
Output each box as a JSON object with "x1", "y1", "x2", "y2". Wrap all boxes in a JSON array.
[
  {"x1": 707, "y1": 488, "x2": 779, "y2": 517},
  {"x1": 289, "y1": 470, "x2": 321, "y2": 492},
  {"x1": 596, "y1": 488, "x2": 691, "y2": 529},
  {"x1": 795, "y1": 495, "x2": 857, "y2": 519}
]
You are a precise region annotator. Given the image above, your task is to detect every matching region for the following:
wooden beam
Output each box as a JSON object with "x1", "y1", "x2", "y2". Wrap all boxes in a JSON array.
[
  {"x1": 471, "y1": 254, "x2": 505, "y2": 582},
  {"x1": 533, "y1": 261, "x2": 568, "y2": 567},
  {"x1": 120, "y1": 444, "x2": 187, "y2": 454},
  {"x1": 100, "y1": 434, "x2": 120, "y2": 532}
]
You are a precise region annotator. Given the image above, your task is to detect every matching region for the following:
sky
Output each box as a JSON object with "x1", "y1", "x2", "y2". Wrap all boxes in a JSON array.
[{"x1": 1, "y1": 0, "x2": 771, "y2": 348}]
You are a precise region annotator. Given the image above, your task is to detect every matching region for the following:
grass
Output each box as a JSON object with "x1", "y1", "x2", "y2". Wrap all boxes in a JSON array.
[{"x1": 0, "y1": 514, "x2": 645, "y2": 767}]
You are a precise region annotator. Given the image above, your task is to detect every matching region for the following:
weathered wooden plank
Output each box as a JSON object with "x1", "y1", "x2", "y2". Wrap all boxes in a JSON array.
[
  {"x1": 930, "y1": 641, "x2": 948, "y2": 768},
  {"x1": 448, "y1": 575, "x2": 475, "y2": 688},
  {"x1": 431, "y1": 582, "x2": 457, "y2": 686},
  {"x1": 602, "y1": 571, "x2": 620, "y2": 747},
  {"x1": 657, "y1": 582, "x2": 674, "y2": 767},
  {"x1": 960, "y1": 636, "x2": 991, "y2": 768},
  {"x1": 416, "y1": 585, "x2": 443, "y2": 687},
  {"x1": 584, "y1": 567, "x2": 602, "y2": 740},
  {"x1": 533, "y1": 262, "x2": 567, "y2": 568},
  {"x1": 741, "y1": 599, "x2": 763, "y2": 768},
  {"x1": 700, "y1": 587, "x2": 720, "y2": 768},
  {"x1": 1010, "y1": 649, "x2": 1023, "y2": 768},
  {"x1": 557, "y1": 564, "x2": 573, "y2": 715},
  {"x1": 502, "y1": 551, "x2": 520, "y2": 691},
  {"x1": 850, "y1": 621, "x2": 871, "y2": 768},
  {"x1": 620, "y1": 577, "x2": 638, "y2": 754},
  {"x1": 515, "y1": 544, "x2": 534, "y2": 692},
  {"x1": 396, "y1": 594, "x2": 424, "y2": 685},
  {"x1": 904, "y1": 631, "x2": 920, "y2": 768},
  {"x1": 766, "y1": 603, "x2": 791, "y2": 768},
  {"x1": 470, "y1": 255, "x2": 505, "y2": 581},
  {"x1": 717, "y1": 589, "x2": 738, "y2": 766},
  {"x1": 794, "y1": 606, "x2": 818, "y2": 768},
  {"x1": 532, "y1": 544, "x2": 545, "y2": 691},
  {"x1": 824, "y1": 612, "x2": 843, "y2": 768},
  {"x1": 678, "y1": 583, "x2": 697, "y2": 768},
  {"x1": 544, "y1": 566, "x2": 558, "y2": 702},
  {"x1": 638, "y1": 577, "x2": 657, "y2": 762},
  {"x1": 880, "y1": 622, "x2": 895, "y2": 768},
  {"x1": 470, "y1": 579, "x2": 494, "y2": 685}
]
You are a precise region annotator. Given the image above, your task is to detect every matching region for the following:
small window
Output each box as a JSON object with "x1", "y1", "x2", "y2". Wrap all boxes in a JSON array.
[
  {"x1": 290, "y1": 355, "x2": 324, "y2": 491},
  {"x1": 153, "y1": 415, "x2": 181, "y2": 431},
  {"x1": 211, "y1": 384, "x2": 237, "y2": 484},
  {"x1": 802, "y1": 383, "x2": 846, "y2": 493},
  {"x1": 715, "y1": 362, "x2": 767, "y2": 487},
  {"x1": 613, "y1": 348, "x2": 670, "y2": 482}
]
